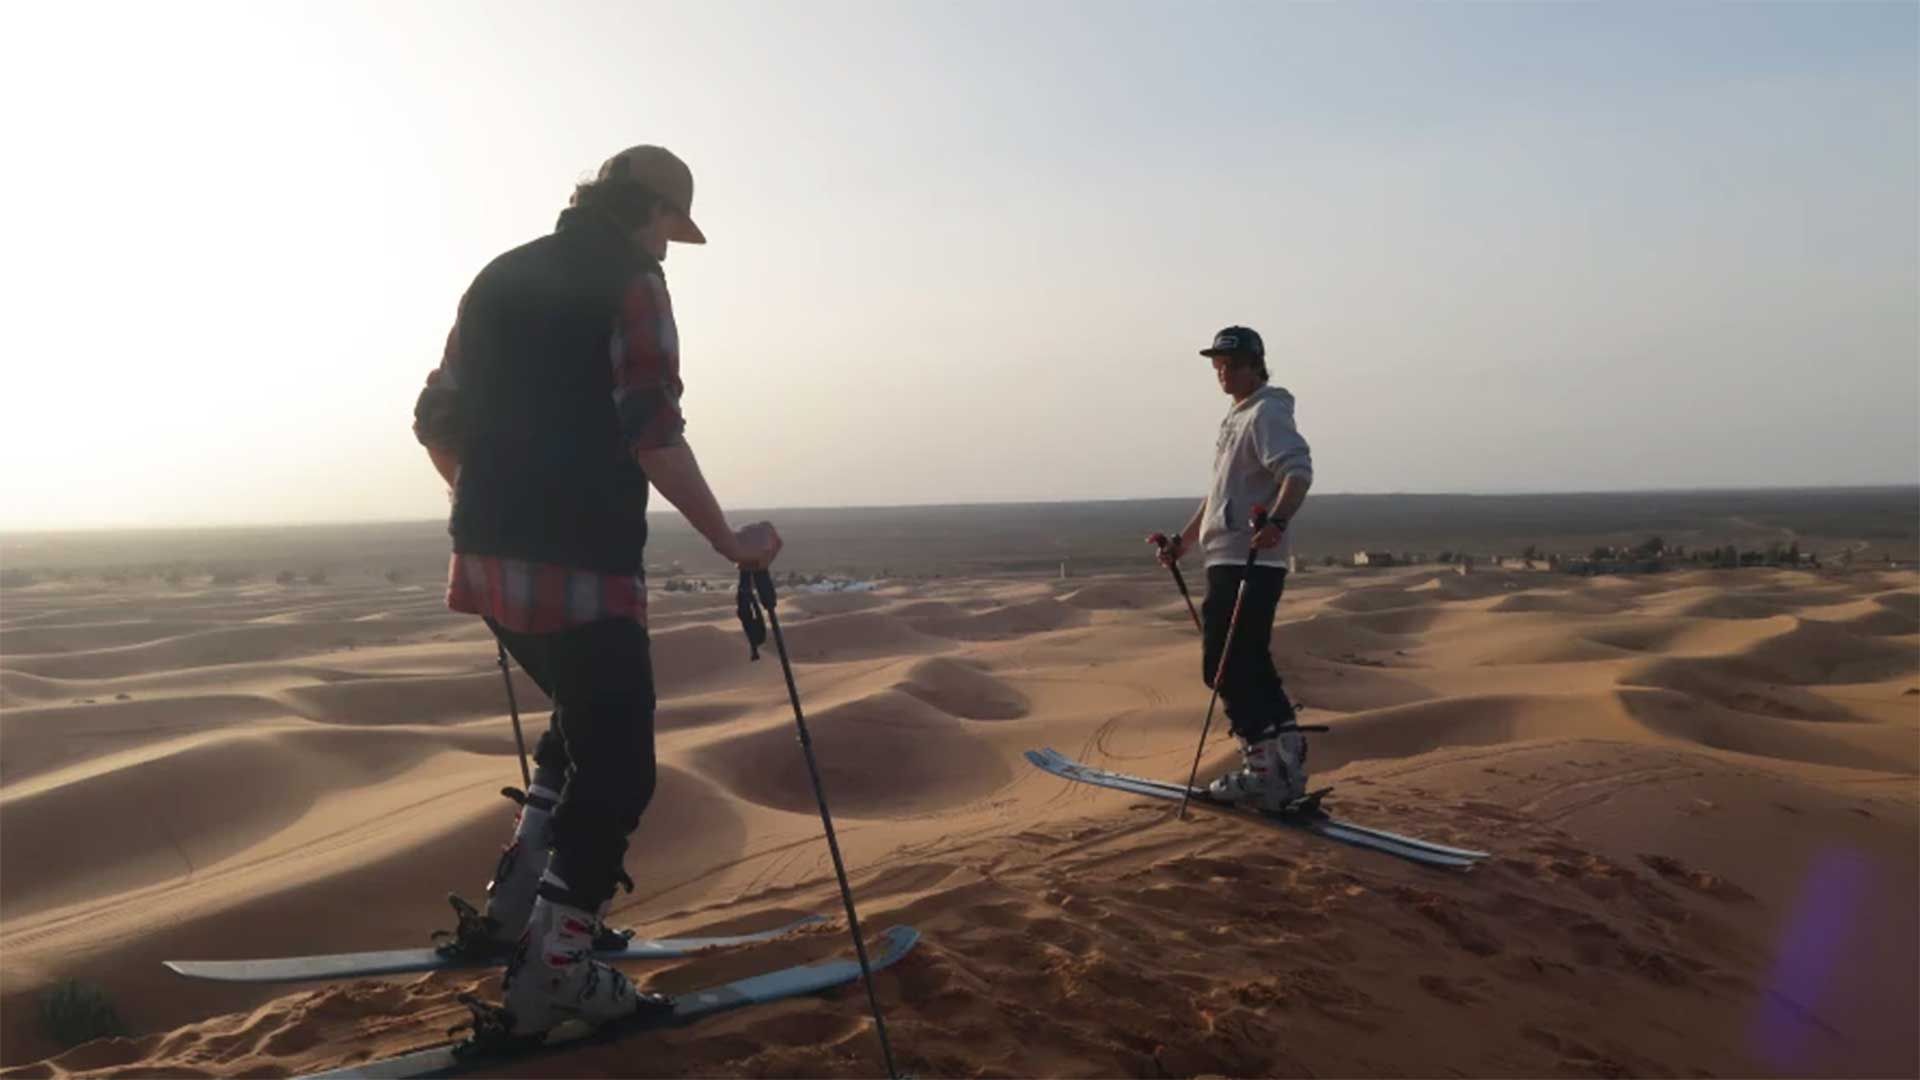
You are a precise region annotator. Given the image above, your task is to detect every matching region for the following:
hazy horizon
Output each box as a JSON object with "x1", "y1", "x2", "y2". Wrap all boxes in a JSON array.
[
  {"x1": 3, "y1": 483, "x2": 1914, "y2": 539},
  {"x1": 5, "y1": 1, "x2": 1916, "y2": 531}
]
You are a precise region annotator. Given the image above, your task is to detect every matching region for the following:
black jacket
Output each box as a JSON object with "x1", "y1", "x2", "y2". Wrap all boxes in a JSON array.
[{"x1": 416, "y1": 209, "x2": 655, "y2": 573}]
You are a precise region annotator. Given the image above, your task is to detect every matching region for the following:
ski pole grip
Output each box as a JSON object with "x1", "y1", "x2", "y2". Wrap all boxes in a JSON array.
[
  {"x1": 1147, "y1": 532, "x2": 1170, "y2": 551},
  {"x1": 751, "y1": 569, "x2": 779, "y2": 611},
  {"x1": 1249, "y1": 504, "x2": 1270, "y2": 529}
]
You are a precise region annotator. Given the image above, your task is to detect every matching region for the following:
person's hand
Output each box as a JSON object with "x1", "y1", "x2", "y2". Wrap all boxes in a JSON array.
[
  {"x1": 727, "y1": 521, "x2": 783, "y2": 569},
  {"x1": 1250, "y1": 518, "x2": 1287, "y2": 551},
  {"x1": 1149, "y1": 532, "x2": 1185, "y2": 568}
]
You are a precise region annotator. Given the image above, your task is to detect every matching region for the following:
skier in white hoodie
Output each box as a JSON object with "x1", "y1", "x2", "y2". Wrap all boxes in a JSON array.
[{"x1": 1156, "y1": 325, "x2": 1315, "y2": 811}]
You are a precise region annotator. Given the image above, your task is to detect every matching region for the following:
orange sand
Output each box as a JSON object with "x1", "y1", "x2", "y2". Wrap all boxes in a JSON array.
[{"x1": 2, "y1": 565, "x2": 1915, "y2": 1077}]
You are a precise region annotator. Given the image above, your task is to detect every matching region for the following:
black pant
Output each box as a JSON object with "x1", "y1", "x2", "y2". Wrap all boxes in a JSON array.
[
  {"x1": 487, "y1": 617, "x2": 657, "y2": 909},
  {"x1": 1201, "y1": 564, "x2": 1296, "y2": 741}
]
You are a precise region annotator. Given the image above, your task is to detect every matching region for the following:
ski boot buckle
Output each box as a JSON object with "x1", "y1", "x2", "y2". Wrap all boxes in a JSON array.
[
  {"x1": 431, "y1": 894, "x2": 510, "y2": 962},
  {"x1": 450, "y1": 993, "x2": 542, "y2": 1059},
  {"x1": 1274, "y1": 786, "x2": 1334, "y2": 820}
]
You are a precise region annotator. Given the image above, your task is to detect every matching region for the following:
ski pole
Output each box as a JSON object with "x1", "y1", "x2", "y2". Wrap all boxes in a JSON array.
[
  {"x1": 1177, "y1": 505, "x2": 1270, "y2": 820},
  {"x1": 1146, "y1": 532, "x2": 1203, "y2": 632},
  {"x1": 738, "y1": 570, "x2": 900, "y2": 1079},
  {"x1": 491, "y1": 637, "x2": 532, "y2": 790}
]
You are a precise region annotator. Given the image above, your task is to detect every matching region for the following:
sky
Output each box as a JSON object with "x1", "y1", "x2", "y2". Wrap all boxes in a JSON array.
[{"x1": 1, "y1": 1, "x2": 1915, "y2": 529}]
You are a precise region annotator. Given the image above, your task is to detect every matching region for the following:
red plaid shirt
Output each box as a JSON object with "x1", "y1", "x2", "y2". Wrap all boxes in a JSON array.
[{"x1": 421, "y1": 267, "x2": 684, "y2": 633}]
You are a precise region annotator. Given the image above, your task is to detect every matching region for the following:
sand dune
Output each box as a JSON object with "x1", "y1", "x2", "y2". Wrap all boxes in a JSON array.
[
  {"x1": 772, "y1": 612, "x2": 951, "y2": 662},
  {"x1": 1323, "y1": 583, "x2": 1442, "y2": 614},
  {"x1": 1733, "y1": 618, "x2": 1919, "y2": 685},
  {"x1": 1576, "y1": 613, "x2": 1796, "y2": 656},
  {"x1": 1486, "y1": 589, "x2": 1634, "y2": 615},
  {"x1": 1285, "y1": 660, "x2": 1441, "y2": 712},
  {"x1": 1271, "y1": 610, "x2": 1423, "y2": 659},
  {"x1": 0, "y1": 620, "x2": 224, "y2": 656},
  {"x1": 2, "y1": 564, "x2": 1915, "y2": 1077},
  {"x1": 892, "y1": 657, "x2": 1029, "y2": 720},
  {"x1": 1799, "y1": 595, "x2": 1920, "y2": 636},
  {"x1": 1620, "y1": 654, "x2": 1867, "y2": 723},
  {"x1": 0, "y1": 687, "x2": 271, "y2": 754},
  {"x1": 1617, "y1": 687, "x2": 1919, "y2": 773},
  {"x1": 272, "y1": 671, "x2": 540, "y2": 727},
  {"x1": 883, "y1": 599, "x2": 970, "y2": 620},
  {"x1": 899, "y1": 596, "x2": 1091, "y2": 640},
  {"x1": 780, "y1": 591, "x2": 890, "y2": 617},
  {"x1": 0, "y1": 670, "x2": 75, "y2": 709},
  {"x1": 1649, "y1": 587, "x2": 1802, "y2": 620},
  {"x1": 1873, "y1": 589, "x2": 1920, "y2": 617},
  {"x1": 1058, "y1": 581, "x2": 1178, "y2": 612},
  {"x1": 1, "y1": 725, "x2": 508, "y2": 920},
  {"x1": 1320, "y1": 604, "x2": 1467, "y2": 636},
  {"x1": 691, "y1": 691, "x2": 1012, "y2": 817},
  {"x1": 2, "y1": 618, "x2": 464, "y2": 681}
]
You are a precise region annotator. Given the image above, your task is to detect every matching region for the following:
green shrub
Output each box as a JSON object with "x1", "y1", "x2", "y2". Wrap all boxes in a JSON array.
[{"x1": 38, "y1": 978, "x2": 128, "y2": 1048}]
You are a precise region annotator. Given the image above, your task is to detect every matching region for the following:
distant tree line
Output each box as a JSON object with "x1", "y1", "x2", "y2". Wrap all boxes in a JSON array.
[{"x1": 1305, "y1": 534, "x2": 1825, "y2": 572}]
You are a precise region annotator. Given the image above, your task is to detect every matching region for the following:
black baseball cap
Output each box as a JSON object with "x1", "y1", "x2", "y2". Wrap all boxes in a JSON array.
[{"x1": 1199, "y1": 325, "x2": 1264, "y2": 359}]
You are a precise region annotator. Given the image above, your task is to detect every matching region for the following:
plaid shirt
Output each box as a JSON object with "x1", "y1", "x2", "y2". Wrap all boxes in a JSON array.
[{"x1": 419, "y1": 265, "x2": 684, "y2": 634}]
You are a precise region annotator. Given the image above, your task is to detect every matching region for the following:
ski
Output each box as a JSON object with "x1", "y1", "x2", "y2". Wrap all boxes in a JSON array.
[
  {"x1": 164, "y1": 914, "x2": 828, "y2": 983},
  {"x1": 1026, "y1": 747, "x2": 1488, "y2": 868},
  {"x1": 297, "y1": 924, "x2": 921, "y2": 1080}
]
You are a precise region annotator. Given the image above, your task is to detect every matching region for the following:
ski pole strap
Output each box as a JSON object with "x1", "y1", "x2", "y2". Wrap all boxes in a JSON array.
[
  {"x1": 750, "y1": 568, "x2": 778, "y2": 611},
  {"x1": 735, "y1": 569, "x2": 783, "y2": 660},
  {"x1": 735, "y1": 571, "x2": 767, "y2": 660}
]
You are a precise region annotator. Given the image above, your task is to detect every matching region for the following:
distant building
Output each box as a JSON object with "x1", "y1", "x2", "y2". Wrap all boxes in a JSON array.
[
  {"x1": 1497, "y1": 557, "x2": 1552, "y2": 571},
  {"x1": 1353, "y1": 551, "x2": 1396, "y2": 567},
  {"x1": 1564, "y1": 557, "x2": 1664, "y2": 576}
]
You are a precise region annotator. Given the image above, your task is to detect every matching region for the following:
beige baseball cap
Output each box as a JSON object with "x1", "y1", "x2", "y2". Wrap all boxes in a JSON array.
[{"x1": 596, "y1": 145, "x2": 706, "y2": 244}]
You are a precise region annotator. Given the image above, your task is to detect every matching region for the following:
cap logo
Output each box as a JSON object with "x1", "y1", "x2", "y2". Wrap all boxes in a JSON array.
[{"x1": 1214, "y1": 334, "x2": 1240, "y2": 350}]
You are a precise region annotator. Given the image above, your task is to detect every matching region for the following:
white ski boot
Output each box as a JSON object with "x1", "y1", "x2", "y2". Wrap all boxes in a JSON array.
[
  {"x1": 483, "y1": 783, "x2": 561, "y2": 943},
  {"x1": 438, "y1": 784, "x2": 632, "y2": 959},
  {"x1": 501, "y1": 876, "x2": 670, "y2": 1039},
  {"x1": 1207, "y1": 729, "x2": 1309, "y2": 813}
]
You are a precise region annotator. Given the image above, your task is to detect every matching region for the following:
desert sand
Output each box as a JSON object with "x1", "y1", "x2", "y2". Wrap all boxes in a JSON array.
[{"x1": 1, "y1": 562, "x2": 1915, "y2": 1077}]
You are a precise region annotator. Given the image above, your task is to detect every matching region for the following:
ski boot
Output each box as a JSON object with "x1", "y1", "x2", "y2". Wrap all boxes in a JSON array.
[
  {"x1": 434, "y1": 785, "x2": 632, "y2": 960},
  {"x1": 1207, "y1": 728, "x2": 1310, "y2": 813},
  {"x1": 497, "y1": 875, "x2": 673, "y2": 1041}
]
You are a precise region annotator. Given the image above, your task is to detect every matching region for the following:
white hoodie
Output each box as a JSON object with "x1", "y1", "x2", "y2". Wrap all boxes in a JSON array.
[{"x1": 1200, "y1": 384, "x2": 1314, "y2": 568}]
